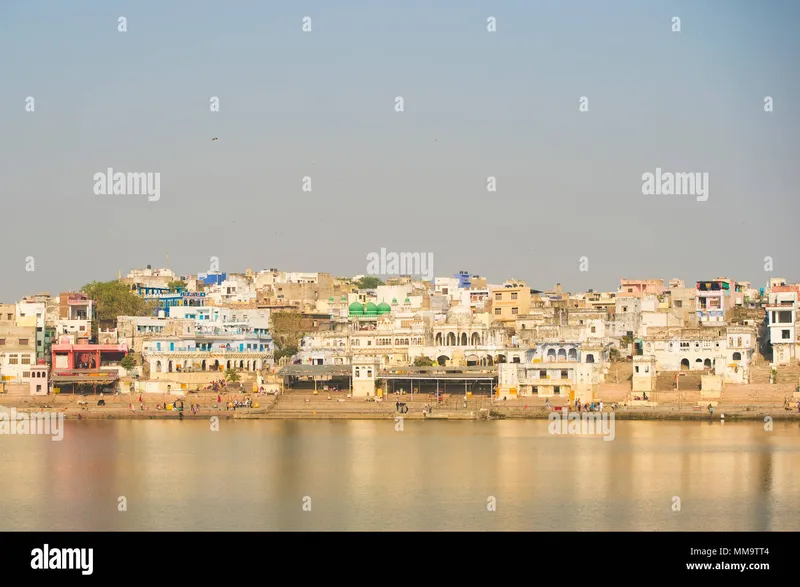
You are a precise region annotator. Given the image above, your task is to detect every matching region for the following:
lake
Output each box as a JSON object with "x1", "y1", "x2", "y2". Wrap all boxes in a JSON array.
[{"x1": 1, "y1": 419, "x2": 799, "y2": 531}]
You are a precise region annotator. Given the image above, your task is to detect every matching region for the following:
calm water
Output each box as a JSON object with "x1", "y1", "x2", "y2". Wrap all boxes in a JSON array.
[{"x1": 1, "y1": 419, "x2": 799, "y2": 531}]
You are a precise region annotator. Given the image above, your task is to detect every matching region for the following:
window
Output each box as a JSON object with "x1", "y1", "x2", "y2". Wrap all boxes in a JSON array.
[
  {"x1": 674, "y1": 300, "x2": 682, "y2": 308},
  {"x1": 36, "y1": 385, "x2": 42, "y2": 392},
  {"x1": 511, "y1": 293, "x2": 518, "y2": 300},
  {"x1": 539, "y1": 370, "x2": 546, "y2": 378},
  {"x1": 442, "y1": 288, "x2": 448, "y2": 295},
  {"x1": 561, "y1": 370, "x2": 568, "y2": 379},
  {"x1": 591, "y1": 326, "x2": 596, "y2": 333},
  {"x1": 367, "y1": 369, "x2": 372, "y2": 378},
  {"x1": 782, "y1": 330, "x2": 791, "y2": 340},
  {"x1": 622, "y1": 307, "x2": 628, "y2": 312},
  {"x1": 635, "y1": 366, "x2": 639, "y2": 373},
  {"x1": 6, "y1": 313, "x2": 12, "y2": 320},
  {"x1": 21, "y1": 356, "x2": 31, "y2": 364},
  {"x1": 495, "y1": 293, "x2": 502, "y2": 301},
  {"x1": 23, "y1": 371, "x2": 30, "y2": 378},
  {"x1": 494, "y1": 308, "x2": 501, "y2": 315},
  {"x1": 19, "y1": 338, "x2": 29, "y2": 346},
  {"x1": 511, "y1": 307, "x2": 518, "y2": 315},
  {"x1": 9, "y1": 355, "x2": 18, "y2": 364},
  {"x1": 355, "y1": 367, "x2": 360, "y2": 377},
  {"x1": 0, "y1": 339, "x2": 5, "y2": 345}
]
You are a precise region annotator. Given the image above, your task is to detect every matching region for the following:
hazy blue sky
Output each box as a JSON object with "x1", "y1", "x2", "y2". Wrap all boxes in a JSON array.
[{"x1": 1, "y1": 0, "x2": 798, "y2": 300}]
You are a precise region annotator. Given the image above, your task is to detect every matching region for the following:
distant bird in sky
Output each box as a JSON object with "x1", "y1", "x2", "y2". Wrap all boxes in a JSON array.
[{"x1": 211, "y1": 137, "x2": 218, "y2": 141}]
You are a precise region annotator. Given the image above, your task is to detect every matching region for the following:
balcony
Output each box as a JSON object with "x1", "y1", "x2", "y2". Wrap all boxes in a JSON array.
[{"x1": 51, "y1": 369, "x2": 120, "y2": 383}]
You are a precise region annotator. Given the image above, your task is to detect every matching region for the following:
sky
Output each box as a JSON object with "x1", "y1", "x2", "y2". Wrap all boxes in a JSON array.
[{"x1": 1, "y1": 0, "x2": 798, "y2": 300}]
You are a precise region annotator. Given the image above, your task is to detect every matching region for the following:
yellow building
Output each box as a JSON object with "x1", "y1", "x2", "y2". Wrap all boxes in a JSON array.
[{"x1": 490, "y1": 280, "x2": 531, "y2": 325}]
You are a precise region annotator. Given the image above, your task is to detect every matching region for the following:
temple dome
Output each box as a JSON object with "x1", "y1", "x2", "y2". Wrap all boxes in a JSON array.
[
  {"x1": 446, "y1": 303, "x2": 472, "y2": 325},
  {"x1": 349, "y1": 302, "x2": 364, "y2": 315},
  {"x1": 364, "y1": 302, "x2": 378, "y2": 315},
  {"x1": 377, "y1": 302, "x2": 392, "y2": 314}
]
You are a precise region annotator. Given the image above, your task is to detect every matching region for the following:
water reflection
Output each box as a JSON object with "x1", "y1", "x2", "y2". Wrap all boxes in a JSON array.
[{"x1": 0, "y1": 419, "x2": 799, "y2": 531}]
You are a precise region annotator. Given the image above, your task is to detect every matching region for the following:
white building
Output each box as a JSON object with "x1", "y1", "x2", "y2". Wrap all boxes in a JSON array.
[
  {"x1": 641, "y1": 326, "x2": 756, "y2": 383},
  {"x1": 16, "y1": 298, "x2": 47, "y2": 362},
  {"x1": 766, "y1": 286, "x2": 799, "y2": 366}
]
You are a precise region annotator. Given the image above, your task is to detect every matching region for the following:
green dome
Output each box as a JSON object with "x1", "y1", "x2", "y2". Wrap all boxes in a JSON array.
[
  {"x1": 391, "y1": 298, "x2": 398, "y2": 304},
  {"x1": 328, "y1": 296, "x2": 334, "y2": 302},
  {"x1": 341, "y1": 295, "x2": 347, "y2": 301},
  {"x1": 364, "y1": 302, "x2": 378, "y2": 314},
  {"x1": 377, "y1": 302, "x2": 391, "y2": 314},
  {"x1": 404, "y1": 297, "x2": 411, "y2": 303},
  {"x1": 349, "y1": 302, "x2": 364, "y2": 314}
]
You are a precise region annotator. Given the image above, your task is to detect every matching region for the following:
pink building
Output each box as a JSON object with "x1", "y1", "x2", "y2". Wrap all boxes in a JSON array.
[{"x1": 617, "y1": 279, "x2": 666, "y2": 298}]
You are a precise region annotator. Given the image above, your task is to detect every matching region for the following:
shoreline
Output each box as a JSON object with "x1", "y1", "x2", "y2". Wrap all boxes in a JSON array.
[
  {"x1": 2, "y1": 406, "x2": 799, "y2": 422},
  {"x1": 3, "y1": 389, "x2": 799, "y2": 423}
]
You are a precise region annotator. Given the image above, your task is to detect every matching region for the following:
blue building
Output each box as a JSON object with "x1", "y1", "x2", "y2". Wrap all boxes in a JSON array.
[
  {"x1": 198, "y1": 272, "x2": 226, "y2": 286},
  {"x1": 455, "y1": 271, "x2": 471, "y2": 289},
  {"x1": 134, "y1": 286, "x2": 206, "y2": 315}
]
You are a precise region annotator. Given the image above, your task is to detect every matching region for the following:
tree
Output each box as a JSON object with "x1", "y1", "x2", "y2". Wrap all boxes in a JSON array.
[
  {"x1": 609, "y1": 348, "x2": 620, "y2": 362},
  {"x1": 270, "y1": 311, "x2": 305, "y2": 361},
  {"x1": 413, "y1": 356, "x2": 434, "y2": 367},
  {"x1": 81, "y1": 281, "x2": 157, "y2": 338},
  {"x1": 355, "y1": 276, "x2": 384, "y2": 289},
  {"x1": 167, "y1": 280, "x2": 187, "y2": 292},
  {"x1": 120, "y1": 354, "x2": 136, "y2": 372},
  {"x1": 225, "y1": 368, "x2": 240, "y2": 383}
]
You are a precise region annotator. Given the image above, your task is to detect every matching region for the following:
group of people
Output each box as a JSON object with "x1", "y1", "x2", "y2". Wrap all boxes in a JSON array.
[
  {"x1": 226, "y1": 397, "x2": 254, "y2": 410},
  {"x1": 204, "y1": 379, "x2": 229, "y2": 392}
]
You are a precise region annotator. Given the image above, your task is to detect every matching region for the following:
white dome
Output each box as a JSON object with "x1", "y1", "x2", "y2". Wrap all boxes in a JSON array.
[{"x1": 446, "y1": 303, "x2": 472, "y2": 325}]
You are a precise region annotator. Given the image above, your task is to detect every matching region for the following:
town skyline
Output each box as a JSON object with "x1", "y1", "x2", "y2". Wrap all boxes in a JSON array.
[{"x1": 1, "y1": 261, "x2": 795, "y2": 303}]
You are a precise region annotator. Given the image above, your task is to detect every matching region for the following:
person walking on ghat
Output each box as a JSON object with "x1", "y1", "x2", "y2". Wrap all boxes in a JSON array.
[{"x1": 708, "y1": 403, "x2": 714, "y2": 418}]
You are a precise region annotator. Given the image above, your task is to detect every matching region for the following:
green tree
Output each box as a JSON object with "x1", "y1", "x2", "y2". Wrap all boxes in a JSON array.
[
  {"x1": 120, "y1": 354, "x2": 136, "y2": 372},
  {"x1": 413, "y1": 356, "x2": 434, "y2": 367},
  {"x1": 355, "y1": 276, "x2": 384, "y2": 289},
  {"x1": 81, "y1": 281, "x2": 157, "y2": 338},
  {"x1": 225, "y1": 368, "x2": 240, "y2": 383},
  {"x1": 167, "y1": 280, "x2": 187, "y2": 292}
]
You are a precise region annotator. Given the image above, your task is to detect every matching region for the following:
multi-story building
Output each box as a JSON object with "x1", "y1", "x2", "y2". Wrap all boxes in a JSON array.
[
  {"x1": 56, "y1": 292, "x2": 93, "y2": 340},
  {"x1": 16, "y1": 296, "x2": 48, "y2": 362},
  {"x1": 766, "y1": 285, "x2": 799, "y2": 366},
  {"x1": 132, "y1": 285, "x2": 206, "y2": 315},
  {"x1": 0, "y1": 306, "x2": 38, "y2": 385},
  {"x1": 132, "y1": 307, "x2": 274, "y2": 376},
  {"x1": 640, "y1": 325, "x2": 756, "y2": 383},
  {"x1": 696, "y1": 278, "x2": 734, "y2": 324},
  {"x1": 490, "y1": 280, "x2": 532, "y2": 325}
]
